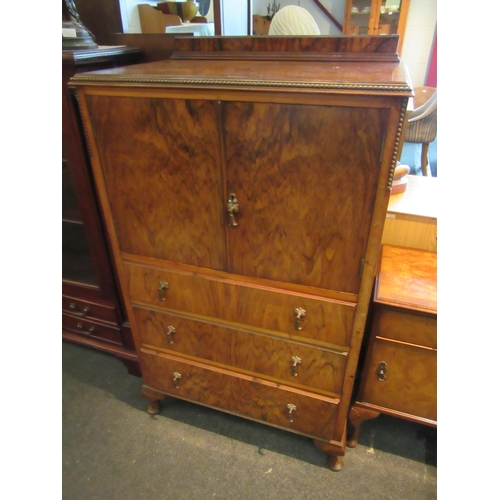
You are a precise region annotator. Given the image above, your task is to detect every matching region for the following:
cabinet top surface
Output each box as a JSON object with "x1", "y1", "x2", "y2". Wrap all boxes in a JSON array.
[
  {"x1": 70, "y1": 36, "x2": 412, "y2": 95},
  {"x1": 375, "y1": 244, "x2": 437, "y2": 314}
]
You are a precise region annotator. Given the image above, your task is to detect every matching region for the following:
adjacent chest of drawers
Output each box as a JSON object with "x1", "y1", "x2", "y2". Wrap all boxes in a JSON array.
[
  {"x1": 348, "y1": 244, "x2": 437, "y2": 447},
  {"x1": 71, "y1": 36, "x2": 412, "y2": 470}
]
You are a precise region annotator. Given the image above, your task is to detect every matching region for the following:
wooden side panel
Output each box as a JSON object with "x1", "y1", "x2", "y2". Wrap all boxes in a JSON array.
[
  {"x1": 223, "y1": 101, "x2": 389, "y2": 293},
  {"x1": 85, "y1": 95, "x2": 226, "y2": 270}
]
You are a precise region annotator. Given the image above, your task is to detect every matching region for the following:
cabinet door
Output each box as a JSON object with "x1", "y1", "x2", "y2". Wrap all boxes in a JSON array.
[
  {"x1": 86, "y1": 95, "x2": 226, "y2": 270},
  {"x1": 223, "y1": 101, "x2": 389, "y2": 293}
]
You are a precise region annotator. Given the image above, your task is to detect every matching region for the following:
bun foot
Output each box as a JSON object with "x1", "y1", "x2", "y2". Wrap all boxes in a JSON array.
[
  {"x1": 314, "y1": 438, "x2": 346, "y2": 472},
  {"x1": 327, "y1": 454, "x2": 344, "y2": 471},
  {"x1": 147, "y1": 400, "x2": 162, "y2": 415}
]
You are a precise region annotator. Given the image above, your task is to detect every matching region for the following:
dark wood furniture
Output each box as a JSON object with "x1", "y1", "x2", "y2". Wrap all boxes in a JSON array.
[
  {"x1": 62, "y1": 46, "x2": 142, "y2": 375},
  {"x1": 70, "y1": 35, "x2": 412, "y2": 470},
  {"x1": 348, "y1": 244, "x2": 437, "y2": 447}
]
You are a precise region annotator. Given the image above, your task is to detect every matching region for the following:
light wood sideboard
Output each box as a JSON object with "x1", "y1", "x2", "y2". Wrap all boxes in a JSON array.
[{"x1": 70, "y1": 36, "x2": 412, "y2": 471}]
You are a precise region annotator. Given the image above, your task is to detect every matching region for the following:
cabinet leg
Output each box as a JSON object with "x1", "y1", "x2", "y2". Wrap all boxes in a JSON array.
[
  {"x1": 141, "y1": 385, "x2": 165, "y2": 415},
  {"x1": 347, "y1": 406, "x2": 380, "y2": 448},
  {"x1": 314, "y1": 439, "x2": 345, "y2": 472}
]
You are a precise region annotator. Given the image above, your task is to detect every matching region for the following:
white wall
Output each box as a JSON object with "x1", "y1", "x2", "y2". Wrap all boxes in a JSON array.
[{"x1": 399, "y1": 0, "x2": 437, "y2": 87}]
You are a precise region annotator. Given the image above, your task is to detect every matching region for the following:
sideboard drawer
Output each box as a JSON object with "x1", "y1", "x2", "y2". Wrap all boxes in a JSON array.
[
  {"x1": 62, "y1": 295, "x2": 119, "y2": 325},
  {"x1": 361, "y1": 338, "x2": 437, "y2": 422},
  {"x1": 373, "y1": 308, "x2": 436, "y2": 349},
  {"x1": 124, "y1": 262, "x2": 354, "y2": 347},
  {"x1": 62, "y1": 313, "x2": 123, "y2": 345},
  {"x1": 134, "y1": 306, "x2": 347, "y2": 395},
  {"x1": 140, "y1": 349, "x2": 339, "y2": 441}
]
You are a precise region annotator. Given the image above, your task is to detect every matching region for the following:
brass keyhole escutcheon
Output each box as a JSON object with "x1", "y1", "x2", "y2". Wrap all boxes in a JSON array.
[
  {"x1": 173, "y1": 372, "x2": 182, "y2": 389},
  {"x1": 286, "y1": 403, "x2": 297, "y2": 422},
  {"x1": 158, "y1": 281, "x2": 169, "y2": 301},
  {"x1": 377, "y1": 361, "x2": 387, "y2": 382},
  {"x1": 227, "y1": 193, "x2": 239, "y2": 228},
  {"x1": 294, "y1": 307, "x2": 306, "y2": 331},
  {"x1": 166, "y1": 326, "x2": 176, "y2": 345},
  {"x1": 290, "y1": 356, "x2": 302, "y2": 376}
]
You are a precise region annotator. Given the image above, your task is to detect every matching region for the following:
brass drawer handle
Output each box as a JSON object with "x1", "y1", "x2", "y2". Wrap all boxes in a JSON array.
[
  {"x1": 286, "y1": 403, "x2": 297, "y2": 422},
  {"x1": 158, "y1": 281, "x2": 169, "y2": 301},
  {"x1": 294, "y1": 307, "x2": 306, "y2": 331},
  {"x1": 377, "y1": 361, "x2": 387, "y2": 382},
  {"x1": 77, "y1": 323, "x2": 95, "y2": 336},
  {"x1": 290, "y1": 356, "x2": 302, "y2": 376},
  {"x1": 173, "y1": 371, "x2": 182, "y2": 389},
  {"x1": 227, "y1": 193, "x2": 239, "y2": 228},
  {"x1": 166, "y1": 326, "x2": 176, "y2": 344},
  {"x1": 70, "y1": 302, "x2": 90, "y2": 316}
]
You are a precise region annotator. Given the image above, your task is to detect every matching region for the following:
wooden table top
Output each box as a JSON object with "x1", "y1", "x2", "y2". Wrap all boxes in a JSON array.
[{"x1": 375, "y1": 244, "x2": 437, "y2": 314}]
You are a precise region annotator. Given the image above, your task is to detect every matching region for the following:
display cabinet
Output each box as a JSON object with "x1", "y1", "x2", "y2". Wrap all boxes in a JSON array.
[
  {"x1": 343, "y1": 0, "x2": 410, "y2": 52},
  {"x1": 62, "y1": 46, "x2": 142, "y2": 374}
]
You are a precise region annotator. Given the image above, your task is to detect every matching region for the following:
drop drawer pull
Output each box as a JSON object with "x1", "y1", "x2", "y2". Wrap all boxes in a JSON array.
[
  {"x1": 158, "y1": 281, "x2": 169, "y2": 301},
  {"x1": 290, "y1": 356, "x2": 302, "y2": 376},
  {"x1": 286, "y1": 403, "x2": 297, "y2": 422},
  {"x1": 294, "y1": 307, "x2": 306, "y2": 331},
  {"x1": 77, "y1": 323, "x2": 95, "y2": 336},
  {"x1": 166, "y1": 326, "x2": 176, "y2": 344},
  {"x1": 70, "y1": 302, "x2": 90, "y2": 316},
  {"x1": 173, "y1": 372, "x2": 182, "y2": 389}
]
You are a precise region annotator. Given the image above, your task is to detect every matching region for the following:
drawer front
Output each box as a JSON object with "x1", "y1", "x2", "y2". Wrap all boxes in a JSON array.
[
  {"x1": 62, "y1": 296, "x2": 119, "y2": 325},
  {"x1": 124, "y1": 262, "x2": 354, "y2": 347},
  {"x1": 134, "y1": 307, "x2": 347, "y2": 395},
  {"x1": 373, "y1": 308, "x2": 436, "y2": 349},
  {"x1": 141, "y1": 349, "x2": 339, "y2": 441},
  {"x1": 361, "y1": 338, "x2": 436, "y2": 422},
  {"x1": 62, "y1": 313, "x2": 123, "y2": 345}
]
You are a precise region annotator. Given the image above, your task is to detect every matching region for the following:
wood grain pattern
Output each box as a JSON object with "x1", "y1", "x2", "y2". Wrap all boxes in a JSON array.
[
  {"x1": 172, "y1": 35, "x2": 400, "y2": 60},
  {"x1": 123, "y1": 261, "x2": 355, "y2": 346},
  {"x1": 134, "y1": 306, "x2": 347, "y2": 395},
  {"x1": 361, "y1": 338, "x2": 437, "y2": 422},
  {"x1": 224, "y1": 101, "x2": 388, "y2": 293},
  {"x1": 85, "y1": 95, "x2": 226, "y2": 270},
  {"x1": 140, "y1": 349, "x2": 339, "y2": 441},
  {"x1": 375, "y1": 245, "x2": 437, "y2": 313}
]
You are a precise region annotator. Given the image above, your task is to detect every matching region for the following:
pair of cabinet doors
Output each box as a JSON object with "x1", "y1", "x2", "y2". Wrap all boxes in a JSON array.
[{"x1": 86, "y1": 94, "x2": 389, "y2": 295}]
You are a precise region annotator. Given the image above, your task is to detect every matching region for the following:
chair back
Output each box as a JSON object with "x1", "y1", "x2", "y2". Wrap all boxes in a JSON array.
[{"x1": 138, "y1": 4, "x2": 182, "y2": 33}]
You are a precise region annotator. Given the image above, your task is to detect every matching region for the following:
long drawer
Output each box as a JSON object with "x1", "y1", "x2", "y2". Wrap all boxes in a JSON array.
[
  {"x1": 62, "y1": 313, "x2": 123, "y2": 345},
  {"x1": 141, "y1": 349, "x2": 339, "y2": 442},
  {"x1": 372, "y1": 308, "x2": 436, "y2": 349},
  {"x1": 62, "y1": 295, "x2": 119, "y2": 325},
  {"x1": 123, "y1": 262, "x2": 355, "y2": 347},
  {"x1": 134, "y1": 306, "x2": 347, "y2": 395}
]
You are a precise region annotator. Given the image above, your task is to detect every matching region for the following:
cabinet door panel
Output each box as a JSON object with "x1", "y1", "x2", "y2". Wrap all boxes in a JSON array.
[
  {"x1": 86, "y1": 95, "x2": 226, "y2": 270},
  {"x1": 223, "y1": 102, "x2": 388, "y2": 293}
]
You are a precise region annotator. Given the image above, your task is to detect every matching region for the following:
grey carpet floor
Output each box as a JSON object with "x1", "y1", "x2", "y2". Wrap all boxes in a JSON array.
[{"x1": 62, "y1": 341, "x2": 437, "y2": 500}]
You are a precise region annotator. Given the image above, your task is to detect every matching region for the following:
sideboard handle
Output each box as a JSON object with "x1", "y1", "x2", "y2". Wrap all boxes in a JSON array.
[
  {"x1": 158, "y1": 281, "x2": 169, "y2": 301},
  {"x1": 227, "y1": 193, "x2": 239, "y2": 228}
]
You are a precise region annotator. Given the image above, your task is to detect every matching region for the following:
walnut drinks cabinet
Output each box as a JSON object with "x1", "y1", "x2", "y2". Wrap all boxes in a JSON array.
[{"x1": 70, "y1": 36, "x2": 412, "y2": 471}]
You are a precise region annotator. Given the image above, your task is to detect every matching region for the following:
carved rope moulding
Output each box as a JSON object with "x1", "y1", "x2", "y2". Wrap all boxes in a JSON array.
[{"x1": 72, "y1": 75, "x2": 412, "y2": 93}]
